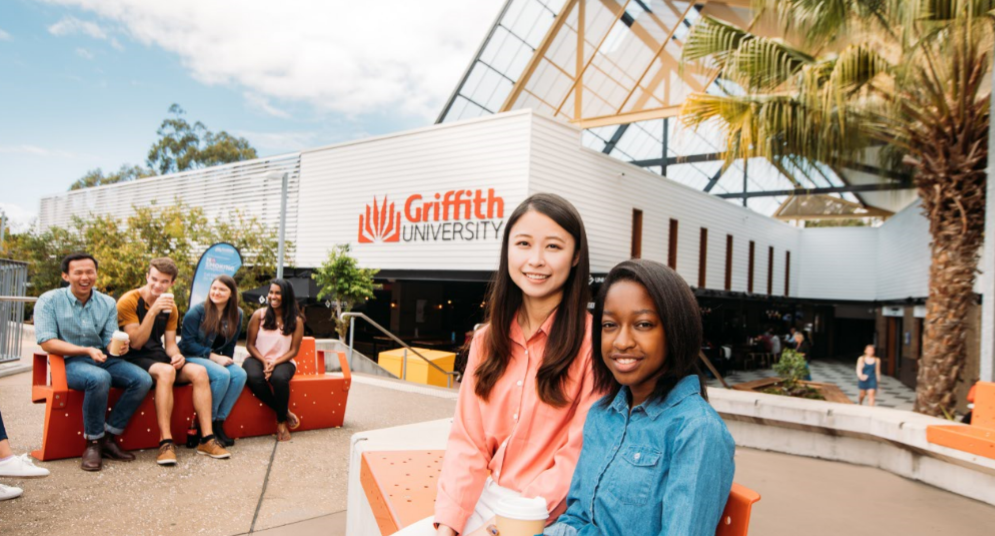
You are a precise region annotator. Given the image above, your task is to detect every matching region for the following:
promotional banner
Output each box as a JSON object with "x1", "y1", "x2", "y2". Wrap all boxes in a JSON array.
[{"x1": 188, "y1": 243, "x2": 243, "y2": 308}]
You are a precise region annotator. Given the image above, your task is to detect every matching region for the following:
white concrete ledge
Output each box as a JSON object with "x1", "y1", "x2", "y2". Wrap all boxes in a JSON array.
[{"x1": 707, "y1": 387, "x2": 995, "y2": 506}]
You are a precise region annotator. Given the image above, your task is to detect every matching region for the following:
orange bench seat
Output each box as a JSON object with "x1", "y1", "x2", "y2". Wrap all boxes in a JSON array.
[
  {"x1": 30, "y1": 336, "x2": 351, "y2": 461},
  {"x1": 926, "y1": 381, "x2": 995, "y2": 460},
  {"x1": 359, "y1": 450, "x2": 760, "y2": 536}
]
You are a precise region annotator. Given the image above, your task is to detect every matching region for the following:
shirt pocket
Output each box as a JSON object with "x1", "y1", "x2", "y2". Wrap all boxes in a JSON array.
[{"x1": 606, "y1": 445, "x2": 661, "y2": 506}]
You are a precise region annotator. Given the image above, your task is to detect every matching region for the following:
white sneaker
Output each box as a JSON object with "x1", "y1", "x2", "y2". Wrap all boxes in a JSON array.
[
  {"x1": 0, "y1": 454, "x2": 51, "y2": 478},
  {"x1": 0, "y1": 483, "x2": 23, "y2": 501}
]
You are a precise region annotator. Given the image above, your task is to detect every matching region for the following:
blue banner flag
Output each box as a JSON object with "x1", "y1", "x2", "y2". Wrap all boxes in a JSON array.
[{"x1": 189, "y1": 243, "x2": 243, "y2": 308}]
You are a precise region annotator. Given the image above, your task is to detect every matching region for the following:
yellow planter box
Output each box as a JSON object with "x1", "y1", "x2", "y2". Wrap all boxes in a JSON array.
[{"x1": 378, "y1": 347, "x2": 455, "y2": 388}]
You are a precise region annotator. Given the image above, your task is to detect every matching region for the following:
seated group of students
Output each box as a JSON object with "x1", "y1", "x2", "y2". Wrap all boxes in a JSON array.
[
  {"x1": 401, "y1": 193, "x2": 735, "y2": 536},
  {"x1": 16, "y1": 192, "x2": 733, "y2": 534},
  {"x1": 31, "y1": 254, "x2": 308, "y2": 471}
]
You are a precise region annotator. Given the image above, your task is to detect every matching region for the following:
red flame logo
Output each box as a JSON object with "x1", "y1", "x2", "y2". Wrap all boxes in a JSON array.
[{"x1": 358, "y1": 196, "x2": 401, "y2": 243}]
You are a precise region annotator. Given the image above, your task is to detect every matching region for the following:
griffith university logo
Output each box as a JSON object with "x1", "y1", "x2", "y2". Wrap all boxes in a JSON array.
[
  {"x1": 358, "y1": 189, "x2": 505, "y2": 244},
  {"x1": 358, "y1": 196, "x2": 401, "y2": 243}
]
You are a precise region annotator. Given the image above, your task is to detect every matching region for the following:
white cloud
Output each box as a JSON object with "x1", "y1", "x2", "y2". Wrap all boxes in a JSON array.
[
  {"x1": 40, "y1": 0, "x2": 504, "y2": 120},
  {"x1": 48, "y1": 15, "x2": 109, "y2": 39},
  {"x1": 0, "y1": 145, "x2": 79, "y2": 158},
  {"x1": 0, "y1": 203, "x2": 38, "y2": 233},
  {"x1": 0, "y1": 28, "x2": 12, "y2": 41},
  {"x1": 75, "y1": 47, "x2": 94, "y2": 60},
  {"x1": 243, "y1": 92, "x2": 291, "y2": 119}
]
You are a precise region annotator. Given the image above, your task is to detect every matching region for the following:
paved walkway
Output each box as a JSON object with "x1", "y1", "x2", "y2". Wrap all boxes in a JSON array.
[{"x1": 707, "y1": 359, "x2": 918, "y2": 410}]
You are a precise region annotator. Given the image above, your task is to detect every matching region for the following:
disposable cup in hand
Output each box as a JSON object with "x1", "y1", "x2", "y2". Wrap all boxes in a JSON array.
[
  {"x1": 159, "y1": 293, "x2": 174, "y2": 315},
  {"x1": 494, "y1": 496, "x2": 548, "y2": 536},
  {"x1": 110, "y1": 331, "x2": 129, "y2": 356}
]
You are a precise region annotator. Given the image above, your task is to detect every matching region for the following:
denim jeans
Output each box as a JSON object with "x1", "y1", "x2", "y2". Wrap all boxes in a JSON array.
[
  {"x1": 64, "y1": 356, "x2": 153, "y2": 440},
  {"x1": 185, "y1": 357, "x2": 248, "y2": 421}
]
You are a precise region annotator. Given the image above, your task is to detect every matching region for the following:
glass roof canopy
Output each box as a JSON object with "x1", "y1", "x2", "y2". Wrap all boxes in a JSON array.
[{"x1": 436, "y1": 0, "x2": 871, "y2": 219}]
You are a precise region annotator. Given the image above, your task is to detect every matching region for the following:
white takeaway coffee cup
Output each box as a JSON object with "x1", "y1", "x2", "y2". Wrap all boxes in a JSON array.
[
  {"x1": 493, "y1": 496, "x2": 548, "y2": 536},
  {"x1": 159, "y1": 293, "x2": 174, "y2": 314},
  {"x1": 109, "y1": 331, "x2": 129, "y2": 356}
]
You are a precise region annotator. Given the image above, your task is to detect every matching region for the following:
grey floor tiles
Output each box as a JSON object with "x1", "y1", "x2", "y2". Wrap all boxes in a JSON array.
[{"x1": 706, "y1": 359, "x2": 917, "y2": 411}]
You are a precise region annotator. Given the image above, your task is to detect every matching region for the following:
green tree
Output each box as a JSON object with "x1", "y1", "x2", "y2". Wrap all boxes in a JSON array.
[
  {"x1": 146, "y1": 104, "x2": 257, "y2": 175},
  {"x1": 312, "y1": 245, "x2": 381, "y2": 341},
  {"x1": 69, "y1": 164, "x2": 155, "y2": 191},
  {"x1": 680, "y1": 1, "x2": 992, "y2": 416},
  {"x1": 2, "y1": 201, "x2": 287, "y2": 325}
]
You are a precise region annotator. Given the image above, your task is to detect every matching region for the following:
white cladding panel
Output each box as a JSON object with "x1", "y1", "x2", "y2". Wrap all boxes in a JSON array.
[
  {"x1": 877, "y1": 201, "x2": 931, "y2": 300},
  {"x1": 527, "y1": 115, "x2": 802, "y2": 296},
  {"x1": 797, "y1": 228, "x2": 878, "y2": 300},
  {"x1": 295, "y1": 112, "x2": 532, "y2": 270},
  {"x1": 36, "y1": 155, "x2": 301, "y2": 247}
]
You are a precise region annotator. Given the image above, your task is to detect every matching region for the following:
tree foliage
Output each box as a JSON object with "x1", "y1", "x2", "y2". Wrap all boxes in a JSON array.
[
  {"x1": 312, "y1": 244, "x2": 381, "y2": 341},
  {"x1": 147, "y1": 104, "x2": 257, "y2": 175},
  {"x1": 69, "y1": 164, "x2": 156, "y2": 191},
  {"x1": 681, "y1": 0, "x2": 993, "y2": 416},
  {"x1": 1, "y1": 202, "x2": 288, "y2": 325},
  {"x1": 68, "y1": 104, "x2": 258, "y2": 190}
]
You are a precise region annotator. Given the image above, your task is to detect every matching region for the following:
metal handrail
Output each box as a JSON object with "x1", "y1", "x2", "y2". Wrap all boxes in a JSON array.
[
  {"x1": 340, "y1": 312, "x2": 460, "y2": 388},
  {"x1": 0, "y1": 296, "x2": 37, "y2": 303}
]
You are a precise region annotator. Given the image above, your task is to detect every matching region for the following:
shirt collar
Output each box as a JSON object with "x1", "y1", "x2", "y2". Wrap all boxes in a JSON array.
[
  {"x1": 508, "y1": 308, "x2": 559, "y2": 344},
  {"x1": 609, "y1": 375, "x2": 703, "y2": 419},
  {"x1": 64, "y1": 286, "x2": 95, "y2": 307}
]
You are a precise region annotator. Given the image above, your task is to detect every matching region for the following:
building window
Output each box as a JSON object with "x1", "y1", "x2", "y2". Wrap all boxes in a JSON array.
[
  {"x1": 631, "y1": 209, "x2": 643, "y2": 259},
  {"x1": 724, "y1": 235, "x2": 733, "y2": 291},
  {"x1": 668, "y1": 219, "x2": 678, "y2": 269},
  {"x1": 785, "y1": 250, "x2": 792, "y2": 296},
  {"x1": 698, "y1": 228, "x2": 708, "y2": 288},
  {"x1": 748, "y1": 240, "x2": 756, "y2": 293},
  {"x1": 767, "y1": 246, "x2": 774, "y2": 295}
]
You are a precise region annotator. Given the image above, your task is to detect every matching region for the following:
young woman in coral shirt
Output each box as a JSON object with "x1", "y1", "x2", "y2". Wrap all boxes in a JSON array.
[{"x1": 398, "y1": 193, "x2": 601, "y2": 536}]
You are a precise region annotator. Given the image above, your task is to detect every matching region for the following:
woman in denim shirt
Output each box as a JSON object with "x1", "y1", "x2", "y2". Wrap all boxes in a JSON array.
[
  {"x1": 546, "y1": 259, "x2": 735, "y2": 536},
  {"x1": 179, "y1": 275, "x2": 246, "y2": 448}
]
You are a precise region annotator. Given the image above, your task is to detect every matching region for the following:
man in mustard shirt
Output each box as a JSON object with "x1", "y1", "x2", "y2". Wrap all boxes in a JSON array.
[{"x1": 117, "y1": 257, "x2": 230, "y2": 465}]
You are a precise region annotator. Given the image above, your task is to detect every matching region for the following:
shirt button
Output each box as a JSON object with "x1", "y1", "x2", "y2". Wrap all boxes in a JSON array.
[
  {"x1": 516, "y1": 380, "x2": 523, "y2": 387},
  {"x1": 513, "y1": 413, "x2": 518, "y2": 420},
  {"x1": 634, "y1": 453, "x2": 641, "y2": 461}
]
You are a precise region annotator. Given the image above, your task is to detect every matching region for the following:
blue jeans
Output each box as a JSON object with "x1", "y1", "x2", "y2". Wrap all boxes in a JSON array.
[
  {"x1": 185, "y1": 357, "x2": 247, "y2": 421},
  {"x1": 64, "y1": 356, "x2": 153, "y2": 440}
]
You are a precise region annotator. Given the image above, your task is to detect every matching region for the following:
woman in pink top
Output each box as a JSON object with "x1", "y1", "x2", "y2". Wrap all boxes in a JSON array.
[
  {"x1": 245, "y1": 279, "x2": 304, "y2": 441},
  {"x1": 397, "y1": 193, "x2": 601, "y2": 536}
]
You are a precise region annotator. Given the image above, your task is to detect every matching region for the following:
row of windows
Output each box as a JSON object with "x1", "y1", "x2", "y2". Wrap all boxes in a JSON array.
[{"x1": 629, "y1": 211, "x2": 791, "y2": 296}]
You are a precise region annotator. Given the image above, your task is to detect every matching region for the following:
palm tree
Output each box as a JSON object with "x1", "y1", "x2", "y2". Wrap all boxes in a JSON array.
[{"x1": 680, "y1": 0, "x2": 992, "y2": 416}]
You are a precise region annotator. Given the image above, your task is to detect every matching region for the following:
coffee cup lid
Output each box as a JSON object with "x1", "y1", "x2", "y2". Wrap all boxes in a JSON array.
[
  {"x1": 494, "y1": 496, "x2": 548, "y2": 521},
  {"x1": 112, "y1": 331, "x2": 129, "y2": 340}
]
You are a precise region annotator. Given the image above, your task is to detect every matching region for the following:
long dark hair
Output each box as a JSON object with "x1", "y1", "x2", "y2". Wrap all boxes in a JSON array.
[
  {"x1": 475, "y1": 193, "x2": 591, "y2": 407},
  {"x1": 263, "y1": 279, "x2": 300, "y2": 336},
  {"x1": 592, "y1": 259, "x2": 706, "y2": 407},
  {"x1": 201, "y1": 275, "x2": 240, "y2": 339}
]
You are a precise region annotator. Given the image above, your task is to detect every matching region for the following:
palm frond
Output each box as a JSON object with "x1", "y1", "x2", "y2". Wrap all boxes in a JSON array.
[
  {"x1": 682, "y1": 16, "x2": 751, "y2": 71},
  {"x1": 730, "y1": 37, "x2": 815, "y2": 91}
]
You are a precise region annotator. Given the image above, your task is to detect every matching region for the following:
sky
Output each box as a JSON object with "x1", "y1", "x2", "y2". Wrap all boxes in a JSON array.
[{"x1": 0, "y1": 0, "x2": 504, "y2": 231}]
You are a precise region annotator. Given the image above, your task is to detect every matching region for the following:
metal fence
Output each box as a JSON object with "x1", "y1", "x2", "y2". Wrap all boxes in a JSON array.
[{"x1": 0, "y1": 259, "x2": 29, "y2": 363}]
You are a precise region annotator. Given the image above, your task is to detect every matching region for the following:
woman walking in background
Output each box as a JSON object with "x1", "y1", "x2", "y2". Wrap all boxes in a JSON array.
[
  {"x1": 244, "y1": 279, "x2": 303, "y2": 442},
  {"x1": 856, "y1": 345, "x2": 881, "y2": 406},
  {"x1": 179, "y1": 275, "x2": 247, "y2": 447}
]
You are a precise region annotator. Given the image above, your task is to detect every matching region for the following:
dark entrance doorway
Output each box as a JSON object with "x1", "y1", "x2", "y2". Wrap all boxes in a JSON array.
[{"x1": 833, "y1": 318, "x2": 876, "y2": 360}]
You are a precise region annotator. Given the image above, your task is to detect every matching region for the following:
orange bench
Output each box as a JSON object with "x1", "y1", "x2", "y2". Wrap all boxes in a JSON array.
[
  {"x1": 30, "y1": 336, "x2": 351, "y2": 461},
  {"x1": 360, "y1": 450, "x2": 760, "y2": 536},
  {"x1": 926, "y1": 381, "x2": 995, "y2": 460}
]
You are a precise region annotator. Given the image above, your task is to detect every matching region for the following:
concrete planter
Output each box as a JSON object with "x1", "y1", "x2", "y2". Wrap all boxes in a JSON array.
[{"x1": 732, "y1": 377, "x2": 853, "y2": 404}]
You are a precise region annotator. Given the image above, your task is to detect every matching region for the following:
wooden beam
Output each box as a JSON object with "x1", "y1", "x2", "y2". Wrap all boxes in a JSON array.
[
  {"x1": 500, "y1": 0, "x2": 580, "y2": 112},
  {"x1": 573, "y1": 104, "x2": 683, "y2": 129}
]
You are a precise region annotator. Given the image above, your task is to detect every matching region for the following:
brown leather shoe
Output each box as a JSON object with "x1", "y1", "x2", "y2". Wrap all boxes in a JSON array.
[
  {"x1": 81, "y1": 440, "x2": 102, "y2": 472},
  {"x1": 100, "y1": 435, "x2": 136, "y2": 461}
]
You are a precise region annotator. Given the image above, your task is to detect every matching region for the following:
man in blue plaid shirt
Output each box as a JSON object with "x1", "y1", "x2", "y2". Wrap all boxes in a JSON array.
[{"x1": 34, "y1": 253, "x2": 152, "y2": 471}]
